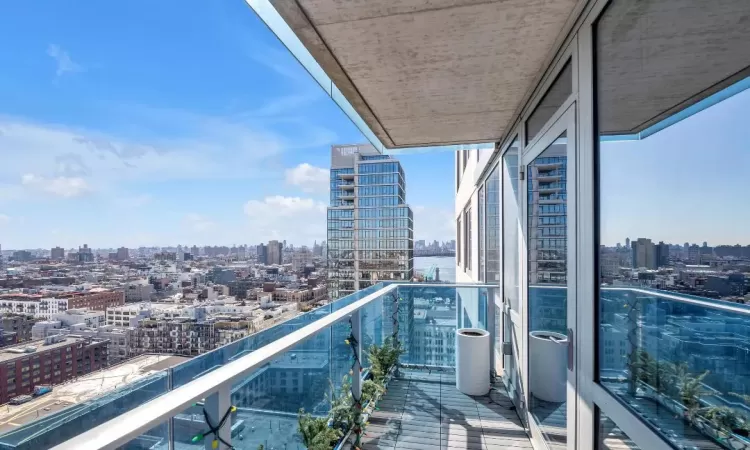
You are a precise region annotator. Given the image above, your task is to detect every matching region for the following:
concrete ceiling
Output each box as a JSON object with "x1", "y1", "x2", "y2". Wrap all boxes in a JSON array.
[
  {"x1": 597, "y1": 0, "x2": 750, "y2": 136},
  {"x1": 270, "y1": 0, "x2": 580, "y2": 148}
]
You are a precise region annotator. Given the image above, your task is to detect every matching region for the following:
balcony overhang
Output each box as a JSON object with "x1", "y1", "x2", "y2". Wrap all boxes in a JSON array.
[{"x1": 249, "y1": 0, "x2": 580, "y2": 149}]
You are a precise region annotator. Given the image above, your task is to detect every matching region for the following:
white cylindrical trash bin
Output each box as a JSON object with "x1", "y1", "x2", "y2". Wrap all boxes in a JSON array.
[
  {"x1": 456, "y1": 328, "x2": 490, "y2": 395},
  {"x1": 529, "y1": 331, "x2": 568, "y2": 403}
]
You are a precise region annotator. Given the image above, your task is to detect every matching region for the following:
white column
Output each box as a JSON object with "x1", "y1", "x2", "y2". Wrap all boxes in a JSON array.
[
  {"x1": 351, "y1": 310, "x2": 362, "y2": 401},
  {"x1": 203, "y1": 384, "x2": 232, "y2": 450}
]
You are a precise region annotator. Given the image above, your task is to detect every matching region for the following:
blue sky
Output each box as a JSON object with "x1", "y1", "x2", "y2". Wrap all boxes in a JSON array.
[
  {"x1": 0, "y1": 1, "x2": 456, "y2": 249},
  {"x1": 600, "y1": 85, "x2": 750, "y2": 247}
]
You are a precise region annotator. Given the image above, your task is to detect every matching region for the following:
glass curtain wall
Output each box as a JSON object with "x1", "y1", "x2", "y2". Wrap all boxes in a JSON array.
[{"x1": 596, "y1": 1, "x2": 750, "y2": 449}]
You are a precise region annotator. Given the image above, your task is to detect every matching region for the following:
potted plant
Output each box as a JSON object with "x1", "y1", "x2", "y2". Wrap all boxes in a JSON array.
[
  {"x1": 298, "y1": 409, "x2": 342, "y2": 450},
  {"x1": 367, "y1": 337, "x2": 403, "y2": 385}
]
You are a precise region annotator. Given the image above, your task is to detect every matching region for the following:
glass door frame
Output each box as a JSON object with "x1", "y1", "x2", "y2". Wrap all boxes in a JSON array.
[{"x1": 520, "y1": 103, "x2": 577, "y2": 450}]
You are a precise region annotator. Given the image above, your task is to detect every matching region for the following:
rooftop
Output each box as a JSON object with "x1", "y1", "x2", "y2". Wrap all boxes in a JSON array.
[
  {"x1": 0, "y1": 337, "x2": 100, "y2": 363},
  {"x1": 0, "y1": 354, "x2": 188, "y2": 434}
]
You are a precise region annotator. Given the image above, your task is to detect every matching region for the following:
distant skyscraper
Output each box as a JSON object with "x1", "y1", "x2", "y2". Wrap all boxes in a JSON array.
[
  {"x1": 51, "y1": 246, "x2": 65, "y2": 260},
  {"x1": 655, "y1": 241, "x2": 669, "y2": 267},
  {"x1": 625, "y1": 238, "x2": 630, "y2": 248},
  {"x1": 267, "y1": 240, "x2": 282, "y2": 265},
  {"x1": 326, "y1": 144, "x2": 413, "y2": 299},
  {"x1": 256, "y1": 243, "x2": 268, "y2": 265},
  {"x1": 631, "y1": 238, "x2": 656, "y2": 269},
  {"x1": 116, "y1": 247, "x2": 129, "y2": 261}
]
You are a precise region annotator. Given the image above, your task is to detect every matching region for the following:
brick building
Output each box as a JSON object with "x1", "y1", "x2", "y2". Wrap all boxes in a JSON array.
[
  {"x1": 0, "y1": 335, "x2": 108, "y2": 404},
  {"x1": 58, "y1": 289, "x2": 124, "y2": 310}
]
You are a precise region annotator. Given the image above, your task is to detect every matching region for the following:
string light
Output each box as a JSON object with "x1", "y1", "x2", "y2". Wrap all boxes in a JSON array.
[
  {"x1": 346, "y1": 316, "x2": 363, "y2": 447},
  {"x1": 191, "y1": 404, "x2": 237, "y2": 449}
]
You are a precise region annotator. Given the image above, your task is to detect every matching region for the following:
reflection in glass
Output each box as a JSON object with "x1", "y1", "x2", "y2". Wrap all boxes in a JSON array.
[
  {"x1": 596, "y1": 1, "x2": 750, "y2": 448},
  {"x1": 526, "y1": 60, "x2": 572, "y2": 144},
  {"x1": 479, "y1": 184, "x2": 486, "y2": 281},
  {"x1": 598, "y1": 410, "x2": 642, "y2": 449},
  {"x1": 486, "y1": 165, "x2": 500, "y2": 282},
  {"x1": 528, "y1": 133, "x2": 568, "y2": 449}
]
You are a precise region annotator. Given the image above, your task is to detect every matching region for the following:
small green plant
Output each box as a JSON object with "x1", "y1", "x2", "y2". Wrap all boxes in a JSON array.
[
  {"x1": 679, "y1": 370, "x2": 709, "y2": 411},
  {"x1": 257, "y1": 445, "x2": 264, "y2": 450},
  {"x1": 368, "y1": 338, "x2": 404, "y2": 383},
  {"x1": 691, "y1": 406, "x2": 747, "y2": 437},
  {"x1": 362, "y1": 379, "x2": 385, "y2": 404},
  {"x1": 298, "y1": 409, "x2": 342, "y2": 450}
]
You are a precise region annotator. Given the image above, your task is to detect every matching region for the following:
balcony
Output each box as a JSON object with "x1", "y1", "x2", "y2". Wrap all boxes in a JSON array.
[
  {"x1": 0, "y1": 283, "x2": 499, "y2": 450},
  {"x1": 0, "y1": 285, "x2": 745, "y2": 450}
]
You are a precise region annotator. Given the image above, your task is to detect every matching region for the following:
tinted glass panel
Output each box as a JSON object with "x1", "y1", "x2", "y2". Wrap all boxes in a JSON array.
[
  {"x1": 596, "y1": 1, "x2": 750, "y2": 449},
  {"x1": 526, "y1": 60, "x2": 572, "y2": 144}
]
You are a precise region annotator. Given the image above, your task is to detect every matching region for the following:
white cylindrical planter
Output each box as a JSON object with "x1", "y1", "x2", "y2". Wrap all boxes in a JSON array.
[
  {"x1": 456, "y1": 328, "x2": 490, "y2": 395},
  {"x1": 529, "y1": 331, "x2": 568, "y2": 403}
]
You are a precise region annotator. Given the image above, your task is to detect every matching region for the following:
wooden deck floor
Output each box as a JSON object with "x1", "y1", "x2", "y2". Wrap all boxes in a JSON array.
[{"x1": 358, "y1": 370, "x2": 532, "y2": 450}]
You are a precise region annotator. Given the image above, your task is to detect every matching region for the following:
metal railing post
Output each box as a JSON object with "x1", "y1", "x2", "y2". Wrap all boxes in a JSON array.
[
  {"x1": 203, "y1": 383, "x2": 232, "y2": 450},
  {"x1": 487, "y1": 287, "x2": 496, "y2": 377},
  {"x1": 351, "y1": 310, "x2": 362, "y2": 400}
]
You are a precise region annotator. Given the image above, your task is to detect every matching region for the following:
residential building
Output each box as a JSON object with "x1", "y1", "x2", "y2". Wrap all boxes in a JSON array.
[
  {"x1": 327, "y1": 144, "x2": 413, "y2": 299},
  {"x1": 291, "y1": 247, "x2": 313, "y2": 272},
  {"x1": 12, "y1": 251, "x2": 32, "y2": 262},
  {"x1": 50, "y1": 247, "x2": 65, "y2": 260},
  {"x1": 58, "y1": 289, "x2": 124, "y2": 310},
  {"x1": 631, "y1": 238, "x2": 656, "y2": 269},
  {"x1": 0, "y1": 314, "x2": 35, "y2": 343},
  {"x1": 0, "y1": 335, "x2": 108, "y2": 404},
  {"x1": 124, "y1": 280, "x2": 154, "y2": 303},
  {"x1": 0, "y1": 296, "x2": 69, "y2": 319},
  {"x1": 106, "y1": 304, "x2": 152, "y2": 328},
  {"x1": 116, "y1": 247, "x2": 129, "y2": 261},
  {"x1": 267, "y1": 240, "x2": 283, "y2": 265},
  {"x1": 256, "y1": 243, "x2": 268, "y2": 265},
  {"x1": 132, "y1": 319, "x2": 216, "y2": 356}
]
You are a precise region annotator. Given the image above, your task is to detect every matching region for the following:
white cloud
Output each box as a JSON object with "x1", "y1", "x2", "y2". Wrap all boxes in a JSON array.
[
  {"x1": 243, "y1": 196, "x2": 326, "y2": 243},
  {"x1": 47, "y1": 44, "x2": 83, "y2": 76},
  {"x1": 285, "y1": 163, "x2": 328, "y2": 193},
  {"x1": 183, "y1": 213, "x2": 215, "y2": 232},
  {"x1": 0, "y1": 111, "x2": 337, "y2": 202},
  {"x1": 0, "y1": 214, "x2": 9, "y2": 225},
  {"x1": 21, "y1": 173, "x2": 91, "y2": 198},
  {"x1": 413, "y1": 206, "x2": 456, "y2": 243}
]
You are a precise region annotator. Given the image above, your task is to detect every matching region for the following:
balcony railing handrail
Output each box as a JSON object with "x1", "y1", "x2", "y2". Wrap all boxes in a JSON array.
[
  {"x1": 602, "y1": 286, "x2": 750, "y2": 316},
  {"x1": 51, "y1": 283, "x2": 400, "y2": 450}
]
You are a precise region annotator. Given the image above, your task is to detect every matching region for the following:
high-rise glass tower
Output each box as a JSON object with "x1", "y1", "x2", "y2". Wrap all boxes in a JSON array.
[{"x1": 327, "y1": 144, "x2": 414, "y2": 299}]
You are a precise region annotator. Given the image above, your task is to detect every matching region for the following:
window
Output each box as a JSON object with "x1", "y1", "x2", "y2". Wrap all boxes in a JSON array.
[
  {"x1": 526, "y1": 59, "x2": 572, "y2": 144},
  {"x1": 597, "y1": 410, "x2": 641, "y2": 449},
  {"x1": 486, "y1": 163, "x2": 501, "y2": 282},
  {"x1": 464, "y1": 206, "x2": 472, "y2": 271},
  {"x1": 596, "y1": 1, "x2": 750, "y2": 448},
  {"x1": 457, "y1": 216, "x2": 462, "y2": 266},
  {"x1": 478, "y1": 185, "x2": 485, "y2": 281}
]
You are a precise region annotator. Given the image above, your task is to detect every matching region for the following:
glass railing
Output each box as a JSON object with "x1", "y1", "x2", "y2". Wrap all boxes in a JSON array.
[
  {"x1": 1, "y1": 283, "x2": 493, "y2": 450},
  {"x1": 599, "y1": 287, "x2": 750, "y2": 450}
]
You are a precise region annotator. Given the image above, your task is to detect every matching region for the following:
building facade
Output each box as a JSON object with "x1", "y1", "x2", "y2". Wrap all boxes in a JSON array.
[
  {"x1": 267, "y1": 240, "x2": 283, "y2": 266},
  {"x1": 327, "y1": 144, "x2": 413, "y2": 299},
  {"x1": 0, "y1": 336, "x2": 108, "y2": 404}
]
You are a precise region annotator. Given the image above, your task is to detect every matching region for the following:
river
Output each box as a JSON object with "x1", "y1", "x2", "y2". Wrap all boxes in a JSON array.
[{"x1": 414, "y1": 256, "x2": 456, "y2": 282}]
